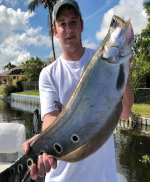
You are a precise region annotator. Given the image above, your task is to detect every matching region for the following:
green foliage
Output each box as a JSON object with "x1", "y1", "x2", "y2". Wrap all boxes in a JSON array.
[
  {"x1": 132, "y1": 103, "x2": 150, "y2": 117},
  {"x1": 45, "y1": 57, "x2": 55, "y2": 65},
  {"x1": 139, "y1": 155, "x2": 150, "y2": 164},
  {"x1": 3, "y1": 84, "x2": 17, "y2": 98},
  {"x1": 28, "y1": 0, "x2": 58, "y2": 12},
  {"x1": 3, "y1": 80, "x2": 24, "y2": 99},
  {"x1": 28, "y1": 0, "x2": 58, "y2": 60},
  {"x1": 22, "y1": 57, "x2": 44, "y2": 82},
  {"x1": 144, "y1": 0, "x2": 150, "y2": 16},
  {"x1": 16, "y1": 80, "x2": 24, "y2": 92},
  {"x1": 130, "y1": 0, "x2": 150, "y2": 88},
  {"x1": 131, "y1": 89, "x2": 150, "y2": 117},
  {"x1": 16, "y1": 90, "x2": 39, "y2": 96},
  {"x1": 129, "y1": 51, "x2": 150, "y2": 88},
  {"x1": 28, "y1": 0, "x2": 42, "y2": 13},
  {"x1": 0, "y1": 85, "x2": 6, "y2": 95},
  {"x1": 130, "y1": 111, "x2": 139, "y2": 121},
  {"x1": 4, "y1": 62, "x2": 16, "y2": 70},
  {"x1": 134, "y1": 89, "x2": 150, "y2": 104}
]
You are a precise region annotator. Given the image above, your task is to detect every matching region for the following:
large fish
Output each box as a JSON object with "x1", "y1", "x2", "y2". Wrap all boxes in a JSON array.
[{"x1": 0, "y1": 15, "x2": 134, "y2": 182}]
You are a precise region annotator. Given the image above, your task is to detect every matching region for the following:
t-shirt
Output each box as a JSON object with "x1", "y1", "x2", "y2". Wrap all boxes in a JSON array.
[{"x1": 39, "y1": 48, "x2": 118, "y2": 182}]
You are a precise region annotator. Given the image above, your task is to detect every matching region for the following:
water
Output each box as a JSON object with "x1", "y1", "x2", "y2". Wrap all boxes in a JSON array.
[
  {"x1": 0, "y1": 100, "x2": 150, "y2": 182},
  {"x1": 115, "y1": 128, "x2": 150, "y2": 182},
  {"x1": 0, "y1": 100, "x2": 43, "y2": 182},
  {"x1": 0, "y1": 100, "x2": 41, "y2": 139}
]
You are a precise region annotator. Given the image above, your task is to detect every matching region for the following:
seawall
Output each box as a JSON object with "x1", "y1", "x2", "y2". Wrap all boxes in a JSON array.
[{"x1": 10, "y1": 93, "x2": 40, "y2": 105}]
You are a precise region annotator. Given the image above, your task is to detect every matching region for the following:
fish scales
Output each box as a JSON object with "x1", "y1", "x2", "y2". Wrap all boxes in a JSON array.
[
  {"x1": 31, "y1": 59, "x2": 123, "y2": 160},
  {"x1": 0, "y1": 15, "x2": 134, "y2": 182}
]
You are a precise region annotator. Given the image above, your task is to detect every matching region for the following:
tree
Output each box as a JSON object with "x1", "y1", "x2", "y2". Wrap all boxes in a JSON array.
[
  {"x1": 28, "y1": 0, "x2": 58, "y2": 61},
  {"x1": 4, "y1": 62, "x2": 16, "y2": 70},
  {"x1": 22, "y1": 57, "x2": 45, "y2": 82},
  {"x1": 129, "y1": 34, "x2": 150, "y2": 88},
  {"x1": 45, "y1": 57, "x2": 54, "y2": 65},
  {"x1": 130, "y1": 0, "x2": 150, "y2": 88},
  {"x1": 142, "y1": 0, "x2": 150, "y2": 87}
]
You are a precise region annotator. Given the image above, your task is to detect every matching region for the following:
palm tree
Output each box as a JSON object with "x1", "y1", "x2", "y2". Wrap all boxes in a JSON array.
[
  {"x1": 28, "y1": 0, "x2": 58, "y2": 60},
  {"x1": 4, "y1": 62, "x2": 16, "y2": 70}
]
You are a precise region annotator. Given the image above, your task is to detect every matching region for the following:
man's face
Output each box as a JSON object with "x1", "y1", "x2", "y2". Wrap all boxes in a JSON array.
[{"x1": 53, "y1": 6, "x2": 83, "y2": 54}]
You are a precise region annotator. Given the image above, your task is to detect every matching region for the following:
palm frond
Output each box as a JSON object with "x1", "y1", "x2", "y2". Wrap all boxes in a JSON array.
[
  {"x1": 28, "y1": 0, "x2": 41, "y2": 13},
  {"x1": 47, "y1": 1, "x2": 58, "y2": 39},
  {"x1": 28, "y1": 0, "x2": 58, "y2": 60}
]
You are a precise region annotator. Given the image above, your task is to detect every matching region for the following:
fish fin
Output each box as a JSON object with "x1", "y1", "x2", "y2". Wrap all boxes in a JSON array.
[
  {"x1": 53, "y1": 101, "x2": 64, "y2": 112},
  {"x1": 0, "y1": 166, "x2": 30, "y2": 182}
]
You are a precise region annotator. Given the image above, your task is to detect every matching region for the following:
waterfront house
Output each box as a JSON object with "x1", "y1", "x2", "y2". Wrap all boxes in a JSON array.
[{"x1": 0, "y1": 65, "x2": 25, "y2": 84}]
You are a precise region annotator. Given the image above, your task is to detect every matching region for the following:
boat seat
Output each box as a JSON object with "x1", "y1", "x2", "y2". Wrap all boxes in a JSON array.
[{"x1": 0, "y1": 123, "x2": 26, "y2": 173}]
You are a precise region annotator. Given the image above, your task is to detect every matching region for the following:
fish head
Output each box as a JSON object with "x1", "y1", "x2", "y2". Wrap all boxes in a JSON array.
[{"x1": 103, "y1": 15, "x2": 134, "y2": 64}]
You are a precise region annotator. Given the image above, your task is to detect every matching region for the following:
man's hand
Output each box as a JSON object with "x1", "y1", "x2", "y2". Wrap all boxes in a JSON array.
[
  {"x1": 22, "y1": 135, "x2": 57, "y2": 180},
  {"x1": 22, "y1": 110, "x2": 59, "y2": 180}
]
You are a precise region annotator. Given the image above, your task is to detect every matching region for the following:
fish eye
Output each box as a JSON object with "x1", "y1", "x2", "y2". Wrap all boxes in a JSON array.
[
  {"x1": 54, "y1": 143, "x2": 63, "y2": 154},
  {"x1": 71, "y1": 134, "x2": 80, "y2": 143},
  {"x1": 110, "y1": 18, "x2": 116, "y2": 27}
]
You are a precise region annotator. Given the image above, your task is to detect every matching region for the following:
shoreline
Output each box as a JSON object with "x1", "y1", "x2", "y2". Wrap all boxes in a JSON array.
[{"x1": 10, "y1": 93, "x2": 40, "y2": 105}]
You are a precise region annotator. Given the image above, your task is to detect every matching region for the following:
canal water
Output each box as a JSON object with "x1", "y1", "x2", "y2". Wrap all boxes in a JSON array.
[{"x1": 0, "y1": 100, "x2": 150, "y2": 182}]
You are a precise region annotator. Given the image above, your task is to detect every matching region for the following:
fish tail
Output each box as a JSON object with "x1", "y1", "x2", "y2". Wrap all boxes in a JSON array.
[{"x1": 0, "y1": 167, "x2": 30, "y2": 182}]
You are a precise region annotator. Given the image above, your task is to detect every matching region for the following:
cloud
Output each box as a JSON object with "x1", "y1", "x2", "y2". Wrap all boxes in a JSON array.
[
  {"x1": 0, "y1": 5, "x2": 35, "y2": 32},
  {"x1": 26, "y1": 27, "x2": 42, "y2": 36},
  {"x1": 0, "y1": 47, "x2": 31, "y2": 72},
  {"x1": 0, "y1": 5, "x2": 51, "y2": 73},
  {"x1": 1, "y1": 31, "x2": 51, "y2": 49},
  {"x1": 83, "y1": 39, "x2": 97, "y2": 49},
  {"x1": 96, "y1": 0, "x2": 148, "y2": 41}
]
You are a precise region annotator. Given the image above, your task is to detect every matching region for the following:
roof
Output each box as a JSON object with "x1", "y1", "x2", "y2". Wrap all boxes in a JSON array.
[
  {"x1": 8, "y1": 69, "x2": 22, "y2": 75},
  {"x1": 0, "y1": 65, "x2": 24, "y2": 76}
]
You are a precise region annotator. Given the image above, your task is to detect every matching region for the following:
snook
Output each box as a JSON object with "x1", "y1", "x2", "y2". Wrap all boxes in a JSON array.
[{"x1": 0, "y1": 15, "x2": 134, "y2": 182}]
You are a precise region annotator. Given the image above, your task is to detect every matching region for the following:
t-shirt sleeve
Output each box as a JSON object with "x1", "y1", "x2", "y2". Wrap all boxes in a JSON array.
[{"x1": 39, "y1": 67, "x2": 59, "y2": 121}]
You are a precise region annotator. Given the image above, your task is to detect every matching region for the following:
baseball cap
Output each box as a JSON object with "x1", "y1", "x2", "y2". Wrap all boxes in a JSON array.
[{"x1": 52, "y1": 0, "x2": 82, "y2": 25}]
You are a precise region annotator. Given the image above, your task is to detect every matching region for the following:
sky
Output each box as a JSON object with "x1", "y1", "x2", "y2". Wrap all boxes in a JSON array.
[{"x1": 0, "y1": 0, "x2": 148, "y2": 73}]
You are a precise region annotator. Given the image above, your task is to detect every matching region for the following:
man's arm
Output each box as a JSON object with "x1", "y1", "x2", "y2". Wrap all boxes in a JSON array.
[
  {"x1": 42, "y1": 110, "x2": 60, "y2": 131},
  {"x1": 120, "y1": 80, "x2": 134, "y2": 120}
]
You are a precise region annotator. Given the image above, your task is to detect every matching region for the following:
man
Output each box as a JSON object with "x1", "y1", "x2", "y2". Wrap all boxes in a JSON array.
[{"x1": 22, "y1": 0, "x2": 134, "y2": 181}]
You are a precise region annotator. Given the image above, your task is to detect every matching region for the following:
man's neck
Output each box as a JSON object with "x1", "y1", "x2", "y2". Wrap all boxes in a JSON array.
[{"x1": 62, "y1": 47, "x2": 85, "y2": 61}]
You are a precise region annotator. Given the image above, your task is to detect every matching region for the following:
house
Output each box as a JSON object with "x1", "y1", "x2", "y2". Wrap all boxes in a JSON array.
[{"x1": 0, "y1": 65, "x2": 25, "y2": 84}]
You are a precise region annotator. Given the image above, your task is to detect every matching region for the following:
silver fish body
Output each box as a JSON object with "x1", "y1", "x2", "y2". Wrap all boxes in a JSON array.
[{"x1": 0, "y1": 15, "x2": 134, "y2": 182}]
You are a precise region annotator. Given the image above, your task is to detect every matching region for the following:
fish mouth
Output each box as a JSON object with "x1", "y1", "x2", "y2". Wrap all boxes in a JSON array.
[
  {"x1": 102, "y1": 16, "x2": 134, "y2": 64},
  {"x1": 112, "y1": 15, "x2": 134, "y2": 56},
  {"x1": 120, "y1": 17, "x2": 134, "y2": 48},
  {"x1": 125, "y1": 22, "x2": 134, "y2": 47},
  {"x1": 120, "y1": 21, "x2": 134, "y2": 57},
  {"x1": 111, "y1": 15, "x2": 134, "y2": 45}
]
